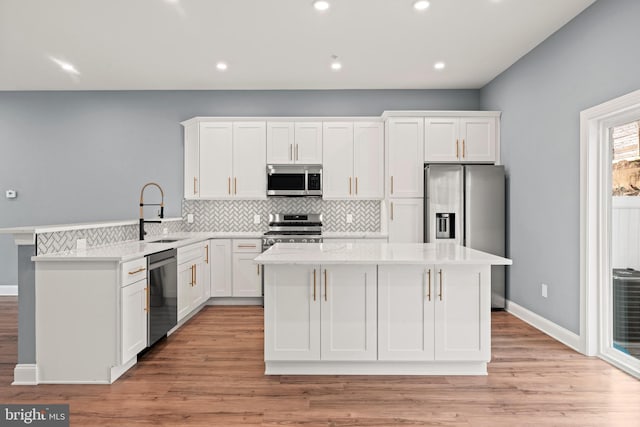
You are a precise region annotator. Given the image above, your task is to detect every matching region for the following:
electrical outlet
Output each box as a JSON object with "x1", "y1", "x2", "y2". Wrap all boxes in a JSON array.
[
  {"x1": 187, "y1": 214, "x2": 194, "y2": 224},
  {"x1": 162, "y1": 227, "x2": 168, "y2": 235},
  {"x1": 254, "y1": 214, "x2": 261, "y2": 224},
  {"x1": 346, "y1": 214, "x2": 353, "y2": 224},
  {"x1": 5, "y1": 190, "x2": 17, "y2": 199},
  {"x1": 76, "y1": 238, "x2": 87, "y2": 251},
  {"x1": 541, "y1": 283, "x2": 548, "y2": 298}
]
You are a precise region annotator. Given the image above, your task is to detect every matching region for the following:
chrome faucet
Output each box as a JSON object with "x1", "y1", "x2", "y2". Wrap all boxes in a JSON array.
[{"x1": 139, "y1": 182, "x2": 165, "y2": 241}]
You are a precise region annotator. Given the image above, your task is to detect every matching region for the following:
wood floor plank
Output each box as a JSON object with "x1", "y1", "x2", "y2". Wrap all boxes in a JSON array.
[{"x1": 1, "y1": 299, "x2": 639, "y2": 426}]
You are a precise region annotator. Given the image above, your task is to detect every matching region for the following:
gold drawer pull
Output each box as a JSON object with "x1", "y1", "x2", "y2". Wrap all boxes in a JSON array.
[
  {"x1": 144, "y1": 286, "x2": 149, "y2": 312},
  {"x1": 349, "y1": 177, "x2": 352, "y2": 195},
  {"x1": 234, "y1": 177, "x2": 237, "y2": 195},
  {"x1": 228, "y1": 177, "x2": 231, "y2": 195},
  {"x1": 438, "y1": 269, "x2": 443, "y2": 301},
  {"x1": 238, "y1": 244, "x2": 257, "y2": 249},
  {"x1": 355, "y1": 177, "x2": 358, "y2": 195},
  {"x1": 257, "y1": 264, "x2": 260, "y2": 275},
  {"x1": 390, "y1": 176, "x2": 394, "y2": 194},
  {"x1": 462, "y1": 139, "x2": 466, "y2": 158},
  {"x1": 128, "y1": 267, "x2": 146, "y2": 275},
  {"x1": 205, "y1": 245, "x2": 209, "y2": 263},
  {"x1": 456, "y1": 140, "x2": 459, "y2": 159},
  {"x1": 193, "y1": 177, "x2": 197, "y2": 194}
]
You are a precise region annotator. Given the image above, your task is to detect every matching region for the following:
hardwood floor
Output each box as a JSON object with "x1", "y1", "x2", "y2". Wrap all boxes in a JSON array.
[{"x1": 1, "y1": 297, "x2": 639, "y2": 426}]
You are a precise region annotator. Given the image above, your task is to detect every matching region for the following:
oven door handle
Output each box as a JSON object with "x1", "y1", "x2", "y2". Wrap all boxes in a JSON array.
[{"x1": 148, "y1": 257, "x2": 176, "y2": 270}]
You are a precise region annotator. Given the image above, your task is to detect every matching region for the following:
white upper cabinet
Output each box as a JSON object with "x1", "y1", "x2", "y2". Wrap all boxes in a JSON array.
[
  {"x1": 323, "y1": 122, "x2": 354, "y2": 199},
  {"x1": 295, "y1": 122, "x2": 323, "y2": 164},
  {"x1": 199, "y1": 122, "x2": 234, "y2": 199},
  {"x1": 184, "y1": 121, "x2": 266, "y2": 200},
  {"x1": 266, "y1": 122, "x2": 322, "y2": 164},
  {"x1": 233, "y1": 122, "x2": 267, "y2": 199},
  {"x1": 353, "y1": 122, "x2": 384, "y2": 199},
  {"x1": 323, "y1": 121, "x2": 384, "y2": 200},
  {"x1": 425, "y1": 117, "x2": 496, "y2": 163},
  {"x1": 387, "y1": 118, "x2": 424, "y2": 198}
]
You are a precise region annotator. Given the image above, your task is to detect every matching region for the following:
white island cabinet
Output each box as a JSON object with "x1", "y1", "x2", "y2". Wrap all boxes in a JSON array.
[{"x1": 256, "y1": 242, "x2": 511, "y2": 376}]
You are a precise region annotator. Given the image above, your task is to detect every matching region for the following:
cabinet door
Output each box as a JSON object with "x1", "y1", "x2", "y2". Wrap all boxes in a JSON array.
[
  {"x1": 294, "y1": 122, "x2": 322, "y2": 164},
  {"x1": 210, "y1": 239, "x2": 232, "y2": 297},
  {"x1": 121, "y1": 280, "x2": 148, "y2": 363},
  {"x1": 190, "y1": 258, "x2": 207, "y2": 308},
  {"x1": 388, "y1": 199, "x2": 423, "y2": 243},
  {"x1": 425, "y1": 118, "x2": 459, "y2": 162},
  {"x1": 177, "y1": 263, "x2": 193, "y2": 322},
  {"x1": 354, "y1": 122, "x2": 384, "y2": 199},
  {"x1": 322, "y1": 122, "x2": 354, "y2": 199},
  {"x1": 320, "y1": 265, "x2": 377, "y2": 361},
  {"x1": 233, "y1": 122, "x2": 267, "y2": 199},
  {"x1": 232, "y1": 252, "x2": 262, "y2": 297},
  {"x1": 460, "y1": 118, "x2": 496, "y2": 163},
  {"x1": 264, "y1": 265, "x2": 320, "y2": 361},
  {"x1": 199, "y1": 122, "x2": 233, "y2": 199},
  {"x1": 183, "y1": 123, "x2": 199, "y2": 199},
  {"x1": 387, "y1": 118, "x2": 424, "y2": 198},
  {"x1": 267, "y1": 122, "x2": 295, "y2": 164},
  {"x1": 434, "y1": 265, "x2": 490, "y2": 361},
  {"x1": 378, "y1": 265, "x2": 434, "y2": 361}
]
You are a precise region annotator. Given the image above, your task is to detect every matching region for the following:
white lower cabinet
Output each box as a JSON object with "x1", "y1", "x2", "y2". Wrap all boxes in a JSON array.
[
  {"x1": 264, "y1": 264, "x2": 377, "y2": 361},
  {"x1": 210, "y1": 239, "x2": 232, "y2": 297},
  {"x1": 177, "y1": 241, "x2": 210, "y2": 322},
  {"x1": 378, "y1": 264, "x2": 490, "y2": 362},
  {"x1": 232, "y1": 239, "x2": 262, "y2": 297},
  {"x1": 120, "y1": 279, "x2": 148, "y2": 363}
]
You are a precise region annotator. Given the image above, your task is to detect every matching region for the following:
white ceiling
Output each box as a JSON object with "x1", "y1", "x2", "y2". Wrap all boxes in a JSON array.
[{"x1": 0, "y1": 0, "x2": 597, "y2": 91}]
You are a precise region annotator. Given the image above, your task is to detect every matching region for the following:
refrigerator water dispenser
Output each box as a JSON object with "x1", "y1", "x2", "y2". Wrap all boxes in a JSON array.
[{"x1": 435, "y1": 213, "x2": 455, "y2": 239}]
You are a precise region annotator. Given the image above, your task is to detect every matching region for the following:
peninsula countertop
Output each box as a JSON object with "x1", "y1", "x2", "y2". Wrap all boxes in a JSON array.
[{"x1": 254, "y1": 242, "x2": 512, "y2": 265}]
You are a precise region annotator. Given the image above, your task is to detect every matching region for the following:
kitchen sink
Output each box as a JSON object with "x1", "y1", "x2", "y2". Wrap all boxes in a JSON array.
[{"x1": 149, "y1": 238, "x2": 182, "y2": 244}]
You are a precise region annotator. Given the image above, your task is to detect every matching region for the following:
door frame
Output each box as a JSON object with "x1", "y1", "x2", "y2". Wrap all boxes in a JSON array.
[{"x1": 580, "y1": 89, "x2": 640, "y2": 378}]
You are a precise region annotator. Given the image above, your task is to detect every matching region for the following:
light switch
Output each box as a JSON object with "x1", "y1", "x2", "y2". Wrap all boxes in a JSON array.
[
  {"x1": 5, "y1": 190, "x2": 17, "y2": 199},
  {"x1": 187, "y1": 214, "x2": 194, "y2": 224},
  {"x1": 346, "y1": 214, "x2": 353, "y2": 223},
  {"x1": 254, "y1": 214, "x2": 261, "y2": 224}
]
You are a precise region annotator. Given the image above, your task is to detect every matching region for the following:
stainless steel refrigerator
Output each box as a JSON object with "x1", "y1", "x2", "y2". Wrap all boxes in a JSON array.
[{"x1": 424, "y1": 164, "x2": 506, "y2": 309}]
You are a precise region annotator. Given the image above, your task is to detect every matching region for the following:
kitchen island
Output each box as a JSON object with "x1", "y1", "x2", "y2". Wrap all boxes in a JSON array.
[{"x1": 255, "y1": 242, "x2": 512, "y2": 375}]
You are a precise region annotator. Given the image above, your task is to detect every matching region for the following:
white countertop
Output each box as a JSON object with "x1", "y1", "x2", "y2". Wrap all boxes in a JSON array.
[
  {"x1": 322, "y1": 232, "x2": 388, "y2": 239},
  {"x1": 0, "y1": 217, "x2": 184, "y2": 235},
  {"x1": 32, "y1": 232, "x2": 263, "y2": 262},
  {"x1": 254, "y1": 242, "x2": 512, "y2": 266}
]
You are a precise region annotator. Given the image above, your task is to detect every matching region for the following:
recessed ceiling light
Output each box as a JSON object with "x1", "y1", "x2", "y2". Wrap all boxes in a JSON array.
[
  {"x1": 216, "y1": 62, "x2": 228, "y2": 71},
  {"x1": 49, "y1": 57, "x2": 80, "y2": 75},
  {"x1": 331, "y1": 61, "x2": 342, "y2": 71},
  {"x1": 413, "y1": 0, "x2": 430, "y2": 11},
  {"x1": 434, "y1": 62, "x2": 446, "y2": 70},
  {"x1": 313, "y1": 1, "x2": 330, "y2": 12}
]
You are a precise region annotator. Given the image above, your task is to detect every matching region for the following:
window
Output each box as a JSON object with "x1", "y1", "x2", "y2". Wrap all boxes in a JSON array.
[{"x1": 612, "y1": 120, "x2": 640, "y2": 196}]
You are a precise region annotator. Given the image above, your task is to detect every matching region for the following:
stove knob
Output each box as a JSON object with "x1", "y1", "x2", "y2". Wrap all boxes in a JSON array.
[
  {"x1": 288, "y1": 238, "x2": 295, "y2": 243},
  {"x1": 302, "y1": 239, "x2": 308, "y2": 243},
  {"x1": 309, "y1": 238, "x2": 315, "y2": 243},
  {"x1": 267, "y1": 239, "x2": 275, "y2": 246},
  {"x1": 276, "y1": 239, "x2": 282, "y2": 243}
]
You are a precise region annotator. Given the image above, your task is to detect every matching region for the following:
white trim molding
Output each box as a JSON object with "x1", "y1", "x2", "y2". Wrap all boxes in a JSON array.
[
  {"x1": 12, "y1": 364, "x2": 38, "y2": 385},
  {"x1": 0, "y1": 285, "x2": 18, "y2": 296},
  {"x1": 580, "y1": 89, "x2": 640, "y2": 359},
  {"x1": 506, "y1": 300, "x2": 581, "y2": 352}
]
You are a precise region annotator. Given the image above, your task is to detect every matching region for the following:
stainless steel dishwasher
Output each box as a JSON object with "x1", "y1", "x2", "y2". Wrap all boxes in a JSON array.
[{"x1": 147, "y1": 249, "x2": 177, "y2": 347}]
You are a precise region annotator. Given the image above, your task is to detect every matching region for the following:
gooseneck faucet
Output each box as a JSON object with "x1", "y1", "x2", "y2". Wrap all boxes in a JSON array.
[{"x1": 139, "y1": 182, "x2": 165, "y2": 241}]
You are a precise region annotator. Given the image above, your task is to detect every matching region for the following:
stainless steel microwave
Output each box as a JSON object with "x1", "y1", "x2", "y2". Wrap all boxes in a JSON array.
[{"x1": 267, "y1": 165, "x2": 322, "y2": 197}]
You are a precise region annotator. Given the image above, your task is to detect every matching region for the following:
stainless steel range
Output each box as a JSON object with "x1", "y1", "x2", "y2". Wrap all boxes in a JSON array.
[{"x1": 262, "y1": 213, "x2": 323, "y2": 250}]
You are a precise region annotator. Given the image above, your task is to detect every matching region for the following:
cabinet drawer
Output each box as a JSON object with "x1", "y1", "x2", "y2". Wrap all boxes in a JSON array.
[
  {"x1": 178, "y1": 242, "x2": 205, "y2": 265},
  {"x1": 121, "y1": 258, "x2": 147, "y2": 287},
  {"x1": 233, "y1": 239, "x2": 262, "y2": 253}
]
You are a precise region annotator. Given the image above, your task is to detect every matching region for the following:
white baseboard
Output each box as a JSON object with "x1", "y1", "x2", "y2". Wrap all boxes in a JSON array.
[
  {"x1": 207, "y1": 297, "x2": 263, "y2": 306},
  {"x1": 0, "y1": 285, "x2": 18, "y2": 296},
  {"x1": 12, "y1": 364, "x2": 38, "y2": 385},
  {"x1": 506, "y1": 300, "x2": 582, "y2": 353}
]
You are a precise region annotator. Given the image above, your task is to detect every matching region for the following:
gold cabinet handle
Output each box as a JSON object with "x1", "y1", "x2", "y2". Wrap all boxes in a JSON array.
[
  {"x1": 324, "y1": 269, "x2": 327, "y2": 302},
  {"x1": 456, "y1": 140, "x2": 459, "y2": 158},
  {"x1": 390, "y1": 176, "x2": 394, "y2": 195},
  {"x1": 390, "y1": 202, "x2": 394, "y2": 221},
  {"x1": 462, "y1": 139, "x2": 465, "y2": 158},
  {"x1": 355, "y1": 177, "x2": 358, "y2": 195},
  {"x1": 438, "y1": 269, "x2": 443, "y2": 301},
  {"x1": 193, "y1": 177, "x2": 197, "y2": 194},
  {"x1": 257, "y1": 264, "x2": 260, "y2": 275},
  {"x1": 228, "y1": 177, "x2": 231, "y2": 195},
  {"x1": 189, "y1": 265, "x2": 193, "y2": 286},
  {"x1": 295, "y1": 144, "x2": 299, "y2": 161},
  {"x1": 427, "y1": 269, "x2": 431, "y2": 301},
  {"x1": 349, "y1": 177, "x2": 352, "y2": 195},
  {"x1": 290, "y1": 143, "x2": 293, "y2": 161},
  {"x1": 144, "y1": 286, "x2": 149, "y2": 312},
  {"x1": 234, "y1": 177, "x2": 237, "y2": 195},
  {"x1": 237, "y1": 244, "x2": 257, "y2": 249},
  {"x1": 313, "y1": 269, "x2": 317, "y2": 301},
  {"x1": 205, "y1": 245, "x2": 209, "y2": 264},
  {"x1": 128, "y1": 267, "x2": 146, "y2": 275},
  {"x1": 194, "y1": 264, "x2": 197, "y2": 286}
]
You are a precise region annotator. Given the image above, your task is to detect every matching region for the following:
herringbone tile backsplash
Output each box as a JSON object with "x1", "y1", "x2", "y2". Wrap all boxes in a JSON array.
[
  {"x1": 36, "y1": 199, "x2": 380, "y2": 255},
  {"x1": 182, "y1": 199, "x2": 381, "y2": 233}
]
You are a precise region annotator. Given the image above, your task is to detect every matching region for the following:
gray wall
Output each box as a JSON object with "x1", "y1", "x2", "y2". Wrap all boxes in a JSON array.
[
  {"x1": 0, "y1": 89, "x2": 480, "y2": 286},
  {"x1": 480, "y1": 0, "x2": 640, "y2": 333}
]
